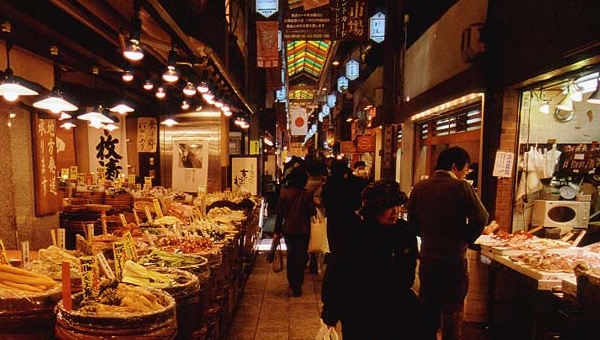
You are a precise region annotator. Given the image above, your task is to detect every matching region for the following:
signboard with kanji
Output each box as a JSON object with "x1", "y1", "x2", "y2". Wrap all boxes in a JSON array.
[{"x1": 370, "y1": 12, "x2": 385, "y2": 43}]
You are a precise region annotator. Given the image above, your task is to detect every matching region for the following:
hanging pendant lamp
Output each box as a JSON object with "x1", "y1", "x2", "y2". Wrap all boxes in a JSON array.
[
  {"x1": 33, "y1": 46, "x2": 78, "y2": 113},
  {"x1": 0, "y1": 22, "x2": 39, "y2": 102}
]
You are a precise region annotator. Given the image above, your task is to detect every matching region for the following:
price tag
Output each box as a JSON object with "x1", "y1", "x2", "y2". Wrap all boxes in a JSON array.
[
  {"x1": 112, "y1": 242, "x2": 127, "y2": 280},
  {"x1": 51, "y1": 229, "x2": 57, "y2": 247},
  {"x1": 86, "y1": 224, "x2": 95, "y2": 242},
  {"x1": 79, "y1": 256, "x2": 98, "y2": 300},
  {"x1": 122, "y1": 231, "x2": 138, "y2": 262},
  {"x1": 153, "y1": 198, "x2": 164, "y2": 218},
  {"x1": 144, "y1": 206, "x2": 154, "y2": 224},
  {"x1": 20, "y1": 241, "x2": 30, "y2": 268},
  {"x1": 95, "y1": 252, "x2": 115, "y2": 279},
  {"x1": 133, "y1": 210, "x2": 141, "y2": 225},
  {"x1": 57, "y1": 228, "x2": 66, "y2": 249},
  {"x1": 119, "y1": 213, "x2": 128, "y2": 228},
  {"x1": 0, "y1": 240, "x2": 10, "y2": 265}
]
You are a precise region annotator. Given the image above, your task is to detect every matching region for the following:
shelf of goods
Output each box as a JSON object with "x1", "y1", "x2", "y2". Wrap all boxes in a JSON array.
[{"x1": 1, "y1": 196, "x2": 262, "y2": 340}]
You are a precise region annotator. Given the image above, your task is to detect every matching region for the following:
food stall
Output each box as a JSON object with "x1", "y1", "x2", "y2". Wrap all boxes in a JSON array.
[{"x1": 479, "y1": 231, "x2": 600, "y2": 339}]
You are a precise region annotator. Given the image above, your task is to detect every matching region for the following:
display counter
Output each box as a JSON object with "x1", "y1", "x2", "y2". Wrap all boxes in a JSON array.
[{"x1": 481, "y1": 241, "x2": 600, "y2": 339}]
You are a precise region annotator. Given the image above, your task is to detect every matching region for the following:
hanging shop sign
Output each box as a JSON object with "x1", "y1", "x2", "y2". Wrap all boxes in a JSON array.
[
  {"x1": 256, "y1": 0, "x2": 279, "y2": 18},
  {"x1": 337, "y1": 76, "x2": 349, "y2": 92},
  {"x1": 370, "y1": 12, "x2": 385, "y2": 43},
  {"x1": 356, "y1": 134, "x2": 375, "y2": 152},
  {"x1": 327, "y1": 93, "x2": 337, "y2": 107},
  {"x1": 322, "y1": 104, "x2": 330, "y2": 116},
  {"x1": 346, "y1": 60, "x2": 359, "y2": 80},
  {"x1": 257, "y1": 21, "x2": 280, "y2": 67},
  {"x1": 276, "y1": 86, "x2": 287, "y2": 101},
  {"x1": 282, "y1": 0, "x2": 368, "y2": 41}
]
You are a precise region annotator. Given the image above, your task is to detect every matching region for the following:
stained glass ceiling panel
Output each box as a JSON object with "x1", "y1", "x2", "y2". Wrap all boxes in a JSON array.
[{"x1": 286, "y1": 40, "x2": 330, "y2": 79}]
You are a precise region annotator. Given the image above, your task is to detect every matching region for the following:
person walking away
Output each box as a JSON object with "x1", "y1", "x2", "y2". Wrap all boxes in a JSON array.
[
  {"x1": 320, "y1": 179, "x2": 419, "y2": 339},
  {"x1": 407, "y1": 146, "x2": 489, "y2": 340},
  {"x1": 321, "y1": 159, "x2": 364, "y2": 259},
  {"x1": 305, "y1": 160, "x2": 328, "y2": 274},
  {"x1": 273, "y1": 166, "x2": 316, "y2": 297}
]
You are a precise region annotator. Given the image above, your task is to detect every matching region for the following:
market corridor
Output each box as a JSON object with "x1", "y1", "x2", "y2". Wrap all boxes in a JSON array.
[{"x1": 225, "y1": 237, "x2": 492, "y2": 340}]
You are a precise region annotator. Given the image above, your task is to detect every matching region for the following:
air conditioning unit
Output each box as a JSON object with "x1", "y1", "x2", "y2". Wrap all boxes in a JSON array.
[{"x1": 461, "y1": 23, "x2": 485, "y2": 62}]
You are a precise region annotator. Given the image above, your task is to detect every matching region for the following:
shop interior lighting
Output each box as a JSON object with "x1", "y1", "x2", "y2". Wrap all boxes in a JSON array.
[
  {"x1": 78, "y1": 105, "x2": 114, "y2": 124},
  {"x1": 33, "y1": 46, "x2": 78, "y2": 113},
  {"x1": 121, "y1": 70, "x2": 134, "y2": 82},
  {"x1": 58, "y1": 112, "x2": 71, "y2": 120},
  {"x1": 123, "y1": 0, "x2": 144, "y2": 61},
  {"x1": 162, "y1": 45, "x2": 179, "y2": 83},
  {"x1": 59, "y1": 119, "x2": 76, "y2": 129},
  {"x1": 110, "y1": 101, "x2": 135, "y2": 114},
  {"x1": 182, "y1": 82, "x2": 196, "y2": 96},
  {"x1": 587, "y1": 77, "x2": 600, "y2": 104},
  {"x1": 181, "y1": 100, "x2": 190, "y2": 110},
  {"x1": 161, "y1": 116, "x2": 178, "y2": 126},
  {"x1": 143, "y1": 79, "x2": 154, "y2": 90},
  {"x1": 0, "y1": 22, "x2": 39, "y2": 102},
  {"x1": 539, "y1": 100, "x2": 550, "y2": 114},
  {"x1": 556, "y1": 93, "x2": 574, "y2": 111},
  {"x1": 569, "y1": 83, "x2": 583, "y2": 102},
  {"x1": 196, "y1": 81, "x2": 209, "y2": 93},
  {"x1": 155, "y1": 86, "x2": 166, "y2": 99}
]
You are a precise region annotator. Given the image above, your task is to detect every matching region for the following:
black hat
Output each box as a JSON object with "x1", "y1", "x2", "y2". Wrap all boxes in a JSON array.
[{"x1": 360, "y1": 179, "x2": 407, "y2": 213}]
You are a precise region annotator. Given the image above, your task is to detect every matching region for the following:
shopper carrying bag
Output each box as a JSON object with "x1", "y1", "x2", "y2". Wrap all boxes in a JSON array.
[
  {"x1": 308, "y1": 209, "x2": 329, "y2": 253},
  {"x1": 271, "y1": 240, "x2": 284, "y2": 273}
]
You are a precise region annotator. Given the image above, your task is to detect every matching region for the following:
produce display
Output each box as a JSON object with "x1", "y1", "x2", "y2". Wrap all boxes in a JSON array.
[{"x1": 0, "y1": 264, "x2": 58, "y2": 295}]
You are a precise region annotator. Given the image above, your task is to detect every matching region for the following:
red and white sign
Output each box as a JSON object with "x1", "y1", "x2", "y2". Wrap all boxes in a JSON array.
[{"x1": 290, "y1": 107, "x2": 308, "y2": 136}]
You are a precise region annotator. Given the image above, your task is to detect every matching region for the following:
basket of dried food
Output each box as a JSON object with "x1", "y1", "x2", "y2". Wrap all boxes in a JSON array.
[
  {"x1": 54, "y1": 281, "x2": 177, "y2": 339},
  {"x1": 0, "y1": 264, "x2": 62, "y2": 340}
]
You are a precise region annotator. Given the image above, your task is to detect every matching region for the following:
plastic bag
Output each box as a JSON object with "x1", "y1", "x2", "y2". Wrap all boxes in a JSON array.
[
  {"x1": 308, "y1": 210, "x2": 329, "y2": 253},
  {"x1": 271, "y1": 243, "x2": 283, "y2": 273},
  {"x1": 315, "y1": 319, "x2": 339, "y2": 340}
]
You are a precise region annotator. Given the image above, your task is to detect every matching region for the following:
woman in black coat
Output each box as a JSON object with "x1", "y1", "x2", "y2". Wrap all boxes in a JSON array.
[{"x1": 320, "y1": 179, "x2": 419, "y2": 340}]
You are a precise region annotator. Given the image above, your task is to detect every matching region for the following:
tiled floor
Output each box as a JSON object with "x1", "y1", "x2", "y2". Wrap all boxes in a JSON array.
[{"x1": 225, "y1": 237, "x2": 492, "y2": 340}]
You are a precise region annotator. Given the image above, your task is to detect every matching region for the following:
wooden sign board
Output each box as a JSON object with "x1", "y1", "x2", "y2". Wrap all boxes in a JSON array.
[{"x1": 32, "y1": 115, "x2": 60, "y2": 216}]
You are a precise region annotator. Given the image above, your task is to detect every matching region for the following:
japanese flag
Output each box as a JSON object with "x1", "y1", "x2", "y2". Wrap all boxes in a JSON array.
[{"x1": 290, "y1": 107, "x2": 308, "y2": 136}]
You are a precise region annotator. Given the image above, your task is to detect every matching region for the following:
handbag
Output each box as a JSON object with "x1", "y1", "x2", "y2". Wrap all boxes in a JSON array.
[
  {"x1": 271, "y1": 241, "x2": 284, "y2": 273},
  {"x1": 308, "y1": 209, "x2": 329, "y2": 253}
]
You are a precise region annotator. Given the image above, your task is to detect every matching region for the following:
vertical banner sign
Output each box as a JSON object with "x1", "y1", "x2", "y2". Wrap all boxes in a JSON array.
[
  {"x1": 137, "y1": 117, "x2": 157, "y2": 152},
  {"x1": 370, "y1": 12, "x2": 385, "y2": 43},
  {"x1": 346, "y1": 59, "x2": 360, "y2": 80},
  {"x1": 32, "y1": 115, "x2": 59, "y2": 216},
  {"x1": 331, "y1": 0, "x2": 368, "y2": 40},
  {"x1": 290, "y1": 106, "x2": 308, "y2": 136},
  {"x1": 257, "y1": 21, "x2": 280, "y2": 68},
  {"x1": 257, "y1": 0, "x2": 279, "y2": 18}
]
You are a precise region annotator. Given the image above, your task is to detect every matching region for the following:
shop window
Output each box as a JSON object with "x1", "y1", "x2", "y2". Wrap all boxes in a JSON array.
[
  {"x1": 418, "y1": 104, "x2": 482, "y2": 140},
  {"x1": 514, "y1": 69, "x2": 600, "y2": 233}
]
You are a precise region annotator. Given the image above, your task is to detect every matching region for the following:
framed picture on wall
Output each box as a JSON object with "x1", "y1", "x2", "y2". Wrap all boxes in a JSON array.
[{"x1": 230, "y1": 156, "x2": 259, "y2": 196}]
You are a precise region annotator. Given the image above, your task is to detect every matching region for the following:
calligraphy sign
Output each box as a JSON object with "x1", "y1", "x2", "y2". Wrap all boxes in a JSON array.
[
  {"x1": 332, "y1": 0, "x2": 367, "y2": 41},
  {"x1": 137, "y1": 117, "x2": 157, "y2": 153},
  {"x1": 32, "y1": 115, "x2": 60, "y2": 216},
  {"x1": 230, "y1": 156, "x2": 259, "y2": 196}
]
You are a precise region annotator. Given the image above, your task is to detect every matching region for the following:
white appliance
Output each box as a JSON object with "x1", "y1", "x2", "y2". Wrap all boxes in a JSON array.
[{"x1": 531, "y1": 200, "x2": 590, "y2": 230}]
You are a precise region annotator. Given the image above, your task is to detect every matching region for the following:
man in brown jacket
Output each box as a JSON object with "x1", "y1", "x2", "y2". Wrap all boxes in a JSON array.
[{"x1": 408, "y1": 146, "x2": 489, "y2": 340}]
